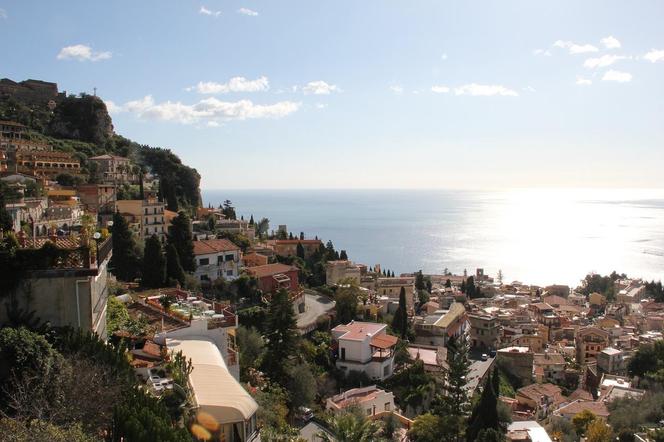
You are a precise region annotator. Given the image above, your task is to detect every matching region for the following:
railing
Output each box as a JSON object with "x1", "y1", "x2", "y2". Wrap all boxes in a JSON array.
[{"x1": 97, "y1": 236, "x2": 113, "y2": 265}]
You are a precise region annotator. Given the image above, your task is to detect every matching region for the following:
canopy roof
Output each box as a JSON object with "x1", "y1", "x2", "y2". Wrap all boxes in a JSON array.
[{"x1": 166, "y1": 337, "x2": 258, "y2": 424}]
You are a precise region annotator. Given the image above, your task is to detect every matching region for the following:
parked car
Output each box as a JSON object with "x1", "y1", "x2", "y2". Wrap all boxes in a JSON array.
[
  {"x1": 297, "y1": 407, "x2": 314, "y2": 422},
  {"x1": 481, "y1": 353, "x2": 488, "y2": 361}
]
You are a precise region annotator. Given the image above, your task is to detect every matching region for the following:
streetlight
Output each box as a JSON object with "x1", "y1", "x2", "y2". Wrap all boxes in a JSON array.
[{"x1": 93, "y1": 231, "x2": 101, "y2": 266}]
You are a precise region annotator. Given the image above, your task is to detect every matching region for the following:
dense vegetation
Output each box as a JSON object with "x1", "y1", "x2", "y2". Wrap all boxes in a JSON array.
[{"x1": 0, "y1": 83, "x2": 201, "y2": 212}]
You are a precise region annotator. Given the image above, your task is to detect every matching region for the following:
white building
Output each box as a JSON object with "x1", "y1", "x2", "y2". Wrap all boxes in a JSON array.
[
  {"x1": 332, "y1": 321, "x2": 398, "y2": 380},
  {"x1": 193, "y1": 239, "x2": 242, "y2": 284},
  {"x1": 326, "y1": 385, "x2": 396, "y2": 417}
]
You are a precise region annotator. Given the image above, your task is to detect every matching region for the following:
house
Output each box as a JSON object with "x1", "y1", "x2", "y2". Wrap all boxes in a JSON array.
[
  {"x1": 193, "y1": 239, "x2": 242, "y2": 284},
  {"x1": 414, "y1": 302, "x2": 468, "y2": 347},
  {"x1": 597, "y1": 347, "x2": 627, "y2": 375},
  {"x1": 468, "y1": 313, "x2": 501, "y2": 350},
  {"x1": 271, "y1": 239, "x2": 322, "y2": 259},
  {"x1": 553, "y1": 400, "x2": 609, "y2": 421},
  {"x1": 516, "y1": 383, "x2": 566, "y2": 419},
  {"x1": 509, "y1": 334, "x2": 546, "y2": 353},
  {"x1": 407, "y1": 344, "x2": 447, "y2": 373},
  {"x1": 375, "y1": 277, "x2": 416, "y2": 312},
  {"x1": 242, "y1": 252, "x2": 268, "y2": 268},
  {"x1": 246, "y1": 263, "x2": 304, "y2": 311},
  {"x1": 77, "y1": 183, "x2": 116, "y2": 215},
  {"x1": 507, "y1": 421, "x2": 552, "y2": 442},
  {"x1": 115, "y1": 197, "x2": 168, "y2": 241},
  {"x1": 0, "y1": 230, "x2": 113, "y2": 338},
  {"x1": 88, "y1": 154, "x2": 137, "y2": 183},
  {"x1": 533, "y1": 352, "x2": 566, "y2": 383},
  {"x1": 216, "y1": 218, "x2": 255, "y2": 241},
  {"x1": 497, "y1": 347, "x2": 534, "y2": 385},
  {"x1": 13, "y1": 149, "x2": 82, "y2": 179},
  {"x1": 326, "y1": 260, "x2": 363, "y2": 286},
  {"x1": 576, "y1": 326, "x2": 610, "y2": 365},
  {"x1": 326, "y1": 385, "x2": 396, "y2": 417},
  {"x1": 332, "y1": 321, "x2": 398, "y2": 380}
]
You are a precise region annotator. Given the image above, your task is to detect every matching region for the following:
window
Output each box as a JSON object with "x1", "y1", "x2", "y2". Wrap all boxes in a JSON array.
[
  {"x1": 226, "y1": 270, "x2": 233, "y2": 277},
  {"x1": 225, "y1": 254, "x2": 234, "y2": 261},
  {"x1": 199, "y1": 258, "x2": 209, "y2": 265},
  {"x1": 201, "y1": 275, "x2": 209, "y2": 281},
  {"x1": 217, "y1": 256, "x2": 223, "y2": 265},
  {"x1": 340, "y1": 348, "x2": 346, "y2": 361},
  {"x1": 384, "y1": 403, "x2": 391, "y2": 411},
  {"x1": 366, "y1": 409, "x2": 372, "y2": 416},
  {"x1": 384, "y1": 365, "x2": 390, "y2": 377},
  {"x1": 144, "y1": 208, "x2": 148, "y2": 215}
]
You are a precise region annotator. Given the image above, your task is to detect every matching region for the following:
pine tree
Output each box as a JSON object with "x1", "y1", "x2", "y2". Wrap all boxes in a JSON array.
[
  {"x1": 165, "y1": 243, "x2": 185, "y2": 286},
  {"x1": 262, "y1": 289, "x2": 299, "y2": 385},
  {"x1": 249, "y1": 214, "x2": 254, "y2": 225},
  {"x1": 109, "y1": 211, "x2": 141, "y2": 281},
  {"x1": 168, "y1": 211, "x2": 195, "y2": 272},
  {"x1": 391, "y1": 287, "x2": 409, "y2": 338},
  {"x1": 142, "y1": 234, "x2": 165, "y2": 288},
  {"x1": 339, "y1": 250, "x2": 348, "y2": 260}
]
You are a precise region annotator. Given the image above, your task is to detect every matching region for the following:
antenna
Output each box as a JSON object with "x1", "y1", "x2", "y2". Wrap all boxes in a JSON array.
[{"x1": 93, "y1": 87, "x2": 97, "y2": 97}]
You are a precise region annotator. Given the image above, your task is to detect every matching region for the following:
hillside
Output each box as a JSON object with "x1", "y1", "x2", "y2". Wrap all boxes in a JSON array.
[{"x1": 0, "y1": 78, "x2": 201, "y2": 211}]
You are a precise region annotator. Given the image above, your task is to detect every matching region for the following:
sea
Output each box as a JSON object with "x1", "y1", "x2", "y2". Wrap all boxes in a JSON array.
[{"x1": 202, "y1": 188, "x2": 664, "y2": 288}]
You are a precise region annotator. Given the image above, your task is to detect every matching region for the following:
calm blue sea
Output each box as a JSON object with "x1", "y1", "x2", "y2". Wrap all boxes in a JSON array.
[{"x1": 202, "y1": 189, "x2": 664, "y2": 287}]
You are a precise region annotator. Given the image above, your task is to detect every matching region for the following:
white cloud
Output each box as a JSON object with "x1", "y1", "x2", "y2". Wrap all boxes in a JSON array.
[
  {"x1": 583, "y1": 54, "x2": 627, "y2": 69},
  {"x1": 553, "y1": 40, "x2": 599, "y2": 55},
  {"x1": 441, "y1": 53, "x2": 448, "y2": 61},
  {"x1": 207, "y1": 121, "x2": 220, "y2": 127},
  {"x1": 601, "y1": 36, "x2": 621, "y2": 49},
  {"x1": 576, "y1": 76, "x2": 592, "y2": 86},
  {"x1": 0, "y1": 8, "x2": 7, "y2": 19},
  {"x1": 431, "y1": 85, "x2": 450, "y2": 94},
  {"x1": 302, "y1": 80, "x2": 339, "y2": 95},
  {"x1": 315, "y1": 103, "x2": 327, "y2": 109},
  {"x1": 237, "y1": 7, "x2": 258, "y2": 16},
  {"x1": 602, "y1": 70, "x2": 632, "y2": 83},
  {"x1": 533, "y1": 48, "x2": 552, "y2": 57},
  {"x1": 644, "y1": 49, "x2": 664, "y2": 63},
  {"x1": 523, "y1": 86, "x2": 536, "y2": 92},
  {"x1": 119, "y1": 95, "x2": 300, "y2": 124},
  {"x1": 454, "y1": 84, "x2": 518, "y2": 97},
  {"x1": 189, "y1": 76, "x2": 269, "y2": 94},
  {"x1": 200, "y1": 6, "x2": 221, "y2": 17},
  {"x1": 389, "y1": 85, "x2": 404, "y2": 95},
  {"x1": 104, "y1": 100, "x2": 123, "y2": 114},
  {"x1": 57, "y1": 44, "x2": 112, "y2": 62}
]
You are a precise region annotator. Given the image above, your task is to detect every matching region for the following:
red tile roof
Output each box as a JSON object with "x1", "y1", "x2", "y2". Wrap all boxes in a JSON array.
[
  {"x1": 193, "y1": 239, "x2": 239, "y2": 255},
  {"x1": 246, "y1": 263, "x2": 298, "y2": 278},
  {"x1": 371, "y1": 334, "x2": 398, "y2": 349}
]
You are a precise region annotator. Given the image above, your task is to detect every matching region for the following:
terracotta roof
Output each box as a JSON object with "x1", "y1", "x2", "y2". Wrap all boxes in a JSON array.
[
  {"x1": 517, "y1": 383, "x2": 566, "y2": 407},
  {"x1": 555, "y1": 400, "x2": 609, "y2": 418},
  {"x1": 193, "y1": 239, "x2": 239, "y2": 255},
  {"x1": 370, "y1": 334, "x2": 398, "y2": 349},
  {"x1": 246, "y1": 263, "x2": 298, "y2": 278},
  {"x1": 568, "y1": 388, "x2": 594, "y2": 402},
  {"x1": 332, "y1": 321, "x2": 386, "y2": 341}
]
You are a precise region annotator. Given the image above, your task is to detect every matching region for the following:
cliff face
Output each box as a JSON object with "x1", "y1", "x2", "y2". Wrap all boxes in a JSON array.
[
  {"x1": 0, "y1": 78, "x2": 201, "y2": 212},
  {"x1": 47, "y1": 94, "x2": 114, "y2": 145}
]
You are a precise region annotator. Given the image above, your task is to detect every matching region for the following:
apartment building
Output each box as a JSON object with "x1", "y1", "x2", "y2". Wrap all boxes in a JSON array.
[
  {"x1": 326, "y1": 386, "x2": 396, "y2": 417},
  {"x1": 193, "y1": 239, "x2": 242, "y2": 283}
]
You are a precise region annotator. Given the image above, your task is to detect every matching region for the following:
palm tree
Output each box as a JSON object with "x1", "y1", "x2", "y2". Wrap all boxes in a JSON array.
[{"x1": 318, "y1": 409, "x2": 382, "y2": 442}]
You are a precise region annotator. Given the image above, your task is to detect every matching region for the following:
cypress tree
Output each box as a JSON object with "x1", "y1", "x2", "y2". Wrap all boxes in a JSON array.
[
  {"x1": 165, "y1": 243, "x2": 185, "y2": 286},
  {"x1": 296, "y1": 242, "x2": 305, "y2": 260},
  {"x1": 142, "y1": 234, "x2": 165, "y2": 288},
  {"x1": 391, "y1": 287, "x2": 409, "y2": 338},
  {"x1": 467, "y1": 371, "x2": 501, "y2": 442},
  {"x1": 109, "y1": 211, "x2": 141, "y2": 281},
  {"x1": 339, "y1": 250, "x2": 348, "y2": 260},
  {"x1": 168, "y1": 211, "x2": 195, "y2": 272}
]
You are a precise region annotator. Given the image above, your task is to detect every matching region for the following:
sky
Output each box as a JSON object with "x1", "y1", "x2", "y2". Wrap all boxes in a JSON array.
[{"x1": 1, "y1": 0, "x2": 664, "y2": 190}]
